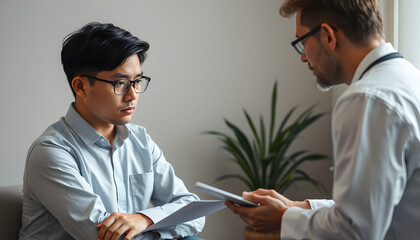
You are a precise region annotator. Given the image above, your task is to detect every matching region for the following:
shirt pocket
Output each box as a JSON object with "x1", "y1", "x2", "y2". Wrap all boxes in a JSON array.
[{"x1": 129, "y1": 171, "x2": 154, "y2": 211}]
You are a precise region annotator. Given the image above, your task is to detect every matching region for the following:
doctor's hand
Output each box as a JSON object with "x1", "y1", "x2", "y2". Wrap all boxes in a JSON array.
[
  {"x1": 96, "y1": 212, "x2": 153, "y2": 240},
  {"x1": 226, "y1": 189, "x2": 310, "y2": 232}
]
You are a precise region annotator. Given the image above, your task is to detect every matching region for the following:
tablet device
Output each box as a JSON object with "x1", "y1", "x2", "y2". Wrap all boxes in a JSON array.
[{"x1": 195, "y1": 182, "x2": 259, "y2": 207}]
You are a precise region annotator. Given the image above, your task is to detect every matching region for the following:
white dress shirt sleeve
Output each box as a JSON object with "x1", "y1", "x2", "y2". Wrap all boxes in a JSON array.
[{"x1": 281, "y1": 93, "x2": 411, "y2": 239}]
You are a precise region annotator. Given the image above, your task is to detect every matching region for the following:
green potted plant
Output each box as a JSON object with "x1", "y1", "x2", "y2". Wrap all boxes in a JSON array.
[{"x1": 205, "y1": 81, "x2": 329, "y2": 239}]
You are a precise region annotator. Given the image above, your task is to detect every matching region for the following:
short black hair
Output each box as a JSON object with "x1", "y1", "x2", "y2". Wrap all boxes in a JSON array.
[{"x1": 61, "y1": 22, "x2": 150, "y2": 98}]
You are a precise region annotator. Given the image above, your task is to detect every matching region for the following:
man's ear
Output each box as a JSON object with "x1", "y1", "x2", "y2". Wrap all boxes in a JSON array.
[
  {"x1": 71, "y1": 76, "x2": 87, "y2": 98},
  {"x1": 320, "y1": 23, "x2": 337, "y2": 52}
]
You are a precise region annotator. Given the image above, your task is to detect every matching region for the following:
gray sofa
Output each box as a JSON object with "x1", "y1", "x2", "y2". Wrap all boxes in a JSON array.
[{"x1": 0, "y1": 185, "x2": 23, "y2": 240}]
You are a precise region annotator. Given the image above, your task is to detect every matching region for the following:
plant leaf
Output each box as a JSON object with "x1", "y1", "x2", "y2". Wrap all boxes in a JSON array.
[
  {"x1": 279, "y1": 170, "x2": 326, "y2": 193},
  {"x1": 224, "y1": 119, "x2": 253, "y2": 161},
  {"x1": 273, "y1": 169, "x2": 295, "y2": 191},
  {"x1": 274, "y1": 153, "x2": 327, "y2": 189},
  {"x1": 269, "y1": 81, "x2": 278, "y2": 143},
  {"x1": 268, "y1": 150, "x2": 306, "y2": 187},
  {"x1": 260, "y1": 115, "x2": 266, "y2": 157},
  {"x1": 244, "y1": 109, "x2": 263, "y2": 156},
  {"x1": 251, "y1": 141, "x2": 261, "y2": 187},
  {"x1": 221, "y1": 144, "x2": 257, "y2": 185},
  {"x1": 205, "y1": 84, "x2": 329, "y2": 193},
  {"x1": 270, "y1": 106, "x2": 297, "y2": 152}
]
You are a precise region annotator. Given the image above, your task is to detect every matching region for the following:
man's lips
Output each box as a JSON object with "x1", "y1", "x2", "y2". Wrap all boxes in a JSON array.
[
  {"x1": 308, "y1": 65, "x2": 317, "y2": 77},
  {"x1": 308, "y1": 64, "x2": 314, "y2": 71},
  {"x1": 121, "y1": 107, "x2": 135, "y2": 113}
]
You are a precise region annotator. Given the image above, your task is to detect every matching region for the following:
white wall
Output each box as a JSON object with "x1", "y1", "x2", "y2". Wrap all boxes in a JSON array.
[
  {"x1": 0, "y1": 1, "x2": 332, "y2": 239},
  {"x1": 398, "y1": 0, "x2": 420, "y2": 68}
]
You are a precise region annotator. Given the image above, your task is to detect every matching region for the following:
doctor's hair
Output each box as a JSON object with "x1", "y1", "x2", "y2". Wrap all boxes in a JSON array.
[
  {"x1": 61, "y1": 22, "x2": 150, "y2": 98},
  {"x1": 279, "y1": 0, "x2": 384, "y2": 46}
]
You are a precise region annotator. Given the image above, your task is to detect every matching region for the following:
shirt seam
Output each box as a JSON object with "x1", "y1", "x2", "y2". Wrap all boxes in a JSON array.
[{"x1": 336, "y1": 91, "x2": 414, "y2": 137}]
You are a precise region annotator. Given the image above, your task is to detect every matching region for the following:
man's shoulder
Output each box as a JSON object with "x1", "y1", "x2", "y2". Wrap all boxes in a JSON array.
[
  {"x1": 341, "y1": 59, "x2": 420, "y2": 105},
  {"x1": 334, "y1": 62, "x2": 420, "y2": 131},
  {"x1": 28, "y1": 117, "x2": 74, "y2": 154},
  {"x1": 40, "y1": 117, "x2": 70, "y2": 139}
]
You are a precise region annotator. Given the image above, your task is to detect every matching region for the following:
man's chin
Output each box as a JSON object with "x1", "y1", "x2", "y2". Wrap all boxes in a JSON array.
[
  {"x1": 113, "y1": 121, "x2": 129, "y2": 126},
  {"x1": 317, "y1": 83, "x2": 332, "y2": 92},
  {"x1": 316, "y1": 78, "x2": 332, "y2": 92},
  {"x1": 111, "y1": 118, "x2": 131, "y2": 125}
]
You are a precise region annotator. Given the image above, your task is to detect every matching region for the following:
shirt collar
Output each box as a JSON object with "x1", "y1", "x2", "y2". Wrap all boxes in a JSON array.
[
  {"x1": 115, "y1": 124, "x2": 130, "y2": 143},
  {"x1": 64, "y1": 103, "x2": 131, "y2": 147},
  {"x1": 351, "y1": 42, "x2": 397, "y2": 84}
]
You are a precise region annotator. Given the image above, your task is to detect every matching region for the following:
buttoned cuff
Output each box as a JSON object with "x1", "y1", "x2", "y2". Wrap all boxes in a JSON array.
[
  {"x1": 281, "y1": 207, "x2": 313, "y2": 239},
  {"x1": 307, "y1": 199, "x2": 335, "y2": 210},
  {"x1": 138, "y1": 208, "x2": 187, "y2": 239},
  {"x1": 138, "y1": 207, "x2": 166, "y2": 225}
]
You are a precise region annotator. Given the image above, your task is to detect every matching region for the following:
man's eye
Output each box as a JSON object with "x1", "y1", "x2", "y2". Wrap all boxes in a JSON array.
[
  {"x1": 116, "y1": 80, "x2": 127, "y2": 86},
  {"x1": 134, "y1": 79, "x2": 142, "y2": 84}
]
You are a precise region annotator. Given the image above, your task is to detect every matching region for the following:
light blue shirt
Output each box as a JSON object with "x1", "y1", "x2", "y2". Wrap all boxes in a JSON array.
[
  {"x1": 20, "y1": 104, "x2": 205, "y2": 240},
  {"x1": 282, "y1": 43, "x2": 420, "y2": 239}
]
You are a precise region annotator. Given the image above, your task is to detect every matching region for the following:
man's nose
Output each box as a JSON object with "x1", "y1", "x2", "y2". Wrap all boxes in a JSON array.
[
  {"x1": 124, "y1": 83, "x2": 137, "y2": 101},
  {"x1": 301, "y1": 53, "x2": 308, "y2": 63}
]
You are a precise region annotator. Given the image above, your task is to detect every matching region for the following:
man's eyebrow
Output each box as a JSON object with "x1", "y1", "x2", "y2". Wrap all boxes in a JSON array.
[{"x1": 111, "y1": 72, "x2": 144, "y2": 78}]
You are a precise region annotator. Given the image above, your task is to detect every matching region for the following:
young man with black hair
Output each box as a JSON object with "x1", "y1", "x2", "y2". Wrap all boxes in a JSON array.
[
  {"x1": 226, "y1": 0, "x2": 420, "y2": 239},
  {"x1": 20, "y1": 22, "x2": 204, "y2": 240}
]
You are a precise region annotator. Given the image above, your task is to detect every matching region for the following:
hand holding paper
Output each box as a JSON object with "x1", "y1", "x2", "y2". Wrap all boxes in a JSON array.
[{"x1": 146, "y1": 200, "x2": 225, "y2": 231}]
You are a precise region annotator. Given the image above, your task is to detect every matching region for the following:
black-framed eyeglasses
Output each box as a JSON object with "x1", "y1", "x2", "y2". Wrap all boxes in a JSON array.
[
  {"x1": 291, "y1": 25, "x2": 337, "y2": 55},
  {"x1": 291, "y1": 25, "x2": 321, "y2": 55},
  {"x1": 81, "y1": 74, "x2": 151, "y2": 95}
]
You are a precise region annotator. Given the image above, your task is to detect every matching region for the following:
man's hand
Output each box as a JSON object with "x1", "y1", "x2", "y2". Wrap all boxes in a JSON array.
[
  {"x1": 96, "y1": 212, "x2": 153, "y2": 240},
  {"x1": 226, "y1": 189, "x2": 310, "y2": 232}
]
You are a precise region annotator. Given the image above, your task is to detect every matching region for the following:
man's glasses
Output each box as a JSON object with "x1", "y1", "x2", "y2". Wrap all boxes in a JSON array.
[
  {"x1": 291, "y1": 25, "x2": 337, "y2": 55},
  {"x1": 291, "y1": 25, "x2": 321, "y2": 55},
  {"x1": 81, "y1": 74, "x2": 151, "y2": 95}
]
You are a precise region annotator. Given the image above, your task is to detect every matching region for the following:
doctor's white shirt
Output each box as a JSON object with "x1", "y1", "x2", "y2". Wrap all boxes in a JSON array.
[{"x1": 281, "y1": 43, "x2": 420, "y2": 239}]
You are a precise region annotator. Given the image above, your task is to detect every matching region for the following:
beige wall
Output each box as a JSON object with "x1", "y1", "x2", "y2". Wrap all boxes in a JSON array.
[{"x1": 0, "y1": 1, "x2": 333, "y2": 238}]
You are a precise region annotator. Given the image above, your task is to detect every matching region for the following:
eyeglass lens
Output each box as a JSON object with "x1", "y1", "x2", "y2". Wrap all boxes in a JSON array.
[
  {"x1": 294, "y1": 41, "x2": 305, "y2": 54},
  {"x1": 114, "y1": 79, "x2": 148, "y2": 95}
]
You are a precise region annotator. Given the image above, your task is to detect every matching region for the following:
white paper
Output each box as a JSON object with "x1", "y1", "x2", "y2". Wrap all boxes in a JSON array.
[
  {"x1": 195, "y1": 182, "x2": 259, "y2": 207},
  {"x1": 145, "y1": 200, "x2": 226, "y2": 231}
]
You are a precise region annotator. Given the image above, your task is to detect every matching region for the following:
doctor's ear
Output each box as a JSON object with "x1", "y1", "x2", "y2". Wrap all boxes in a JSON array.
[{"x1": 320, "y1": 23, "x2": 338, "y2": 51}]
